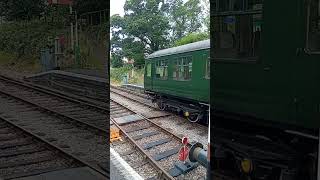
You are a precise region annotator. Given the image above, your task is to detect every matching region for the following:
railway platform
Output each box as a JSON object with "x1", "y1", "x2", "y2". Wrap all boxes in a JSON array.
[{"x1": 24, "y1": 70, "x2": 108, "y2": 83}]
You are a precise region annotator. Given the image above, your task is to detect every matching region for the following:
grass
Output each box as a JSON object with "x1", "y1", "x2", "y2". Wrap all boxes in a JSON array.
[
  {"x1": 0, "y1": 51, "x2": 41, "y2": 74},
  {"x1": 0, "y1": 51, "x2": 14, "y2": 65},
  {"x1": 111, "y1": 66, "x2": 144, "y2": 86}
]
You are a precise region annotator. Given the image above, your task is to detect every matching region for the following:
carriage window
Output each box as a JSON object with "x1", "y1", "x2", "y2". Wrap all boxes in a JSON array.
[
  {"x1": 213, "y1": 0, "x2": 263, "y2": 60},
  {"x1": 146, "y1": 63, "x2": 151, "y2": 77},
  {"x1": 214, "y1": 0, "x2": 263, "y2": 12},
  {"x1": 173, "y1": 57, "x2": 192, "y2": 81},
  {"x1": 307, "y1": 0, "x2": 320, "y2": 52},
  {"x1": 205, "y1": 57, "x2": 210, "y2": 79},
  {"x1": 156, "y1": 60, "x2": 168, "y2": 80}
]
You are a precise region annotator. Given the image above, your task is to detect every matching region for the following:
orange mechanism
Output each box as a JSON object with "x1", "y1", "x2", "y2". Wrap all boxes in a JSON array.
[{"x1": 110, "y1": 126, "x2": 122, "y2": 143}]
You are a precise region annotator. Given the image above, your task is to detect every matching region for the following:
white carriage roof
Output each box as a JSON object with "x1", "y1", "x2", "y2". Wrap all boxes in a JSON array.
[{"x1": 146, "y1": 39, "x2": 210, "y2": 59}]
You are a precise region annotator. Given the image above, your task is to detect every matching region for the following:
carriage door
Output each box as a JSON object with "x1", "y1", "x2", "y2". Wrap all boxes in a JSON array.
[{"x1": 144, "y1": 61, "x2": 153, "y2": 90}]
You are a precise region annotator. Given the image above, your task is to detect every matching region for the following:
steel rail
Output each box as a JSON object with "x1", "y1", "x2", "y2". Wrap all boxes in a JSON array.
[
  {"x1": 110, "y1": 88, "x2": 208, "y2": 135},
  {"x1": 110, "y1": 85, "x2": 149, "y2": 99},
  {"x1": 110, "y1": 88, "x2": 158, "y2": 110},
  {"x1": 110, "y1": 116, "x2": 175, "y2": 180},
  {"x1": 0, "y1": 87, "x2": 107, "y2": 134},
  {"x1": 110, "y1": 98, "x2": 192, "y2": 148},
  {"x1": 0, "y1": 93, "x2": 108, "y2": 177},
  {"x1": 0, "y1": 115, "x2": 108, "y2": 178},
  {"x1": 0, "y1": 74, "x2": 109, "y2": 112}
]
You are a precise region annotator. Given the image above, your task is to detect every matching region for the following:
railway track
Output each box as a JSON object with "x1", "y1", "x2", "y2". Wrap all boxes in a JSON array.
[
  {"x1": 110, "y1": 99, "x2": 207, "y2": 180},
  {"x1": 110, "y1": 88, "x2": 247, "y2": 180},
  {"x1": 111, "y1": 85, "x2": 149, "y2": 99},
  {"x1": 25, "y1": 73, "x2": 108, "y2": 103},
  {"x1": 0, "y1": 74, "x2": 108, "y2": 177},
  {"x1": 111, "y1": 85, "x2": 209, "y2": 147},
  {"x1": 0, "y1": 115, "x2": 84, "y2": 179},
  {"x1": 0, "y1": 75, "x2": 108, "y2": 129},
  {"x1": 110, "y1": 85, "x2": 155, "y2": 110}
]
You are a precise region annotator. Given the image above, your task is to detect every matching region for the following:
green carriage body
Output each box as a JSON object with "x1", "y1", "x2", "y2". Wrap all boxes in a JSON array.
[
  {"x1": 144, "y1": 40, "x2": 210, "y2": 105},
  {"x1": 212, "y1": 0, "x2": 320, "y2": 129}
]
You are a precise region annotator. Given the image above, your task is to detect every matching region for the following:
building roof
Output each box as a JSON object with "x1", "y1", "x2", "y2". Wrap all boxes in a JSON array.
[{"x1": 146, "y1": 39, "x2": 210, "y2": 59}]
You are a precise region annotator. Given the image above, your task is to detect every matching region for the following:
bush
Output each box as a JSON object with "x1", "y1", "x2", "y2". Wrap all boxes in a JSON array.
[
  {"x1": 174, "y1": 32, "x2": 209, "y2": 47},
  {"x1": 110, "y1": 65, "x2": 132, "y2": 84},
  {"x1": 110, "y1": 65, "x2": 145, "y2": 85},
  {"x1": 0, "y1": 20, "x2": 66, "y2": 60}
]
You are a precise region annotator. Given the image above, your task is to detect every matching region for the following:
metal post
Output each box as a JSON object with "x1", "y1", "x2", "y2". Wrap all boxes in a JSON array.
[
  {"x1": 75, "y1": 11, "x2": 78, "y2": 47},
  {"x1": 54, "y1": 37, "x2": 59, "y2": 67},
  {"x1": 70, "y1": 5, "x2": 74, "y2": 51},
  {"x1": 318, "y1": 128, "x2": 320, "y2": 180}
]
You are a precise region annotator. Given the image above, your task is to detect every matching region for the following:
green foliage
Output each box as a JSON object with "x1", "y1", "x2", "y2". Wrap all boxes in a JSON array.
[
  {"x1": 110, "y1": 65, "x2": 132, "y2": 84},
  {"x1": 174, "y1": 32, "x2": 209, "y2": 46},
  {"x1": 110, "y1": 66, "x2": 144, "y2": 85},
  {"x1": 77, "y1": 23, "x2": 108, "y2": 70},
  {"x1": 111, "y1": 0, "x2": 209, "y2": 68},
  {"x1": 111, "y1": 0, "x2": 171, "y2": 67},
  {"x1": 0, "y1": 20, "x2": 65, "y2": 60},
  {"x1": 128, "y1": 68, "x2": 144, "y2": 85},
  {"x1": 168, "y1": 0, "x2": 203, "y2": 41},
  {"x1": 111, "y1": 54, "x2": 123, "y2": 68},
  {"x1": 0, "y1": 0, "x2": 45, "y2": 21}
]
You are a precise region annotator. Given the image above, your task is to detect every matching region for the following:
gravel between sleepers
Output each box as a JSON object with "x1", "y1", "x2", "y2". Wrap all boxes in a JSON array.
[{"x1": 0, "y1": 95, "x2": 108, "y2": 166}]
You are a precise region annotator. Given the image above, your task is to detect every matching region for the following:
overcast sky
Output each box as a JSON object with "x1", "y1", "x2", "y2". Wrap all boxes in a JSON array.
[{"x1": 110, "y1": 0, "x2": 126, "y2": 17}]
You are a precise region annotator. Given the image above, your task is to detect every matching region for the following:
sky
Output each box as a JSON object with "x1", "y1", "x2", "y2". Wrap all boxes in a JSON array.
[{"x1": 110, "y1": 0, "x2": 126, "y2": 17}]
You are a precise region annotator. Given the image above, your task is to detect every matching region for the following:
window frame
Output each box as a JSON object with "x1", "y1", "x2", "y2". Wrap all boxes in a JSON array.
[
  {"x1": 172, "y1": 56, "x2": 193, "y2": 81},
  {"x1": 305, "y1": 0, "x2": 320, "y2": 54},
  {"x1": 213, "y1": 0, "x2": 263, "y2": 14},
  {"x1": 155, "y1": 59, "x2": 169, "y2": 80},
  {"x1": 212, "y1": 0, "x2": 263, "y2": 63},
  {"x1": 146, "y1": 62, "x2": 152, "y2": 77}
]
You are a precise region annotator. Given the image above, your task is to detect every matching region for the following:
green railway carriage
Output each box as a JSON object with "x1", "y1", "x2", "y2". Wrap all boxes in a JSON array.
[
  {"x1": 144, "y1": 40, "x2": 210, "y2": 122},
  {"x1": 212, "y1": 0, "x2": 320, "y2": 129},
  {"x1": 212, "y1": 0, "x2": 320, "y2": 179}
]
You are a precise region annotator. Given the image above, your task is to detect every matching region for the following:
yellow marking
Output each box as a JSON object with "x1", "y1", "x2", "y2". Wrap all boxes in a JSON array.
[
  {"x1": 110, "y1": 127, "x2": 122, "y2": 143},
  {"x1": 241, "y1": 159, "x2": 253, "y2": 174}
]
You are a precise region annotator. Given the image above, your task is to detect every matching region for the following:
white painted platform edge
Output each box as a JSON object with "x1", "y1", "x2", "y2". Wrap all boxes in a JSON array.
[{"x1": 110, "y1": 147, "x2": 144, "y2": 180}]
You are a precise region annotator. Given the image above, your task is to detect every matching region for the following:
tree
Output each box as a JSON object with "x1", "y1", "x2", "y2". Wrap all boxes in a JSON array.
[
  {"x1": 168, "y1": 0, "x2": 204, "y2": 41},
  {"x1": 111, "y1": 53, "x2": 123, "y2": 68},
  {"x1": 111, "y1": 0, "x2": 209, "y2": 68},
  {"x1": 201, "y1": 0, "x2": 210, "y2": 31},
  {"x1": 111, "y1": 0, "x2": 171, "y2": 68},
  {"x1": 123, "y1": 0, "x2": 170, "y2": 52},
  {"x1": 174, "y1": 32, "x2": 209, "y2": 47},
  {"x1": 0, "y1": 0, "x2": 45, "y2": 21}
]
